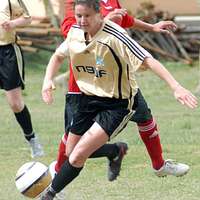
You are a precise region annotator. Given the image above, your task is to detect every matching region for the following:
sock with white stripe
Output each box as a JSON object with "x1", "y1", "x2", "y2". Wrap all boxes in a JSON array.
[{"x1": 137, "y1": 117, "x2": 164, "y2": 170}]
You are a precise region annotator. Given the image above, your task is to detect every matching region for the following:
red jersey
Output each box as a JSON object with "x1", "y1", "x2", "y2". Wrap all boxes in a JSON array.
[
  {"x1": 100, "y1": 0, "x2": 134, "y2": 28},
  {"x1": 61, "y1": 0, "x2": 135, "y2": 93}
]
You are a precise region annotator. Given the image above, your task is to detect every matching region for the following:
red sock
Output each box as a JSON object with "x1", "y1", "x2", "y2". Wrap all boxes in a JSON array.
[
  {"x1": 55, "y1": 133, "x2": 68, "y2": 172},
  {"x1": 137, "y1": 118, "x2": 164, "y2": 170}
]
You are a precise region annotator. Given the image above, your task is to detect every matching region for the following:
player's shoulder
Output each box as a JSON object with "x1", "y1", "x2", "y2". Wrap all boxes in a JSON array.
[
  {"x1": 67, "y1": 24, "x2": 84, "y2": 42},
  {"x1": 103, "y1": 19, "x2": 128, "y2": 35},
  {"x1": 69, "y1": 24, "x2": 82, "y2": 34}
]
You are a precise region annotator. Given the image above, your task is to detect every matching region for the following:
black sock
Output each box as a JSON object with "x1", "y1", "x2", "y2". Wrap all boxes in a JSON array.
[
  {"x1": 89, "y1": 143, "x2": 119, "y2": 160},
  {"x1": 51, "y1": 160, "x2": 83, "y2": 193},
  {"x1": 14, "y1": 105, "x2": 34, "y2": 141}
]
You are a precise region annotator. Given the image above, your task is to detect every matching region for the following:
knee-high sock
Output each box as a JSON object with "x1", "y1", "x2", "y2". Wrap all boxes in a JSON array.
[
  {"x1": 137, "y1": 118, "x2": 164, "y2": 170},
  {"x1": 55, "y1": 134, "x2": 119, "y2": 172},
  {"x1": 89, "y1": 143, "x2": 119, "y2": 160},
  {"x1": 52, "y1": 160, "x2": 83, "y2": 193},
  {"x1": 14, "y1": 105, "x2": 34, "y2": 141}
]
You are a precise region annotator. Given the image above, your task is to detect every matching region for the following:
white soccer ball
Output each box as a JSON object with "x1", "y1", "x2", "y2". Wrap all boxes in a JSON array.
[{"x1": 15, "y1": 161, "x2": 52, "y2": 198}]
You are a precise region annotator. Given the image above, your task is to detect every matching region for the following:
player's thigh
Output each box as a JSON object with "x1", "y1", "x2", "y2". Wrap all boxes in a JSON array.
[
  {"x1": 70, "y1": 122, "x2": 109, "y2": 161},
  {"x1": 66, "y1": 132, "x2": 81, "y2": 157}
]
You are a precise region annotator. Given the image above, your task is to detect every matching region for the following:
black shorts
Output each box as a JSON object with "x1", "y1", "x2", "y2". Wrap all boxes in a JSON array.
[
  {"x1": 64, "y1": 94, "x2": 81, "y2": 133},
  {"x1": 66, "y1": 94, "x2": 133, "y2": 138},
  {"x1": 0, "y1": 43, "x2": 25, "y2": 91},
  {"x1": 130, "y1": 89, "x2": 152, "y2": 123},
  {"x1": 64, "y1": 89, "x2": 152, "y2": 134}
]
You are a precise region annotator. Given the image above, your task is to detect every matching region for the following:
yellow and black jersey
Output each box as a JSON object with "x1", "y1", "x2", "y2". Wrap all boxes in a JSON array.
[
  {"x1": 0, "y1": 0, "x2": 30, "y2": 45},
  {"x1": 56, "y1": 19, "x2": 152, "y2": 99}
]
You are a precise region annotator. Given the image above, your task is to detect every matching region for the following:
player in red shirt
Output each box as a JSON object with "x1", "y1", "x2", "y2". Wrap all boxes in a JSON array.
[{"x1": 52, "y1": 0, "x2": 188, "y2": 183}]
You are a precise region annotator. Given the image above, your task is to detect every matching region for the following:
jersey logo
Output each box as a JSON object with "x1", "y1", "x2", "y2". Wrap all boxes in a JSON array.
[
  {"x1": 96, "y1": 56, "x2": 104, "y2": 67},
  {"x1": 75, "y1": 66, "x2": 107, "y2": 78}
]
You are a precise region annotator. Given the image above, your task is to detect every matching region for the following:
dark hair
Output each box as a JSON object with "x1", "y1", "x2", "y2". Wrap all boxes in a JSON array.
[{"x1": 74, "y1": 0, "x2": 100, "y2": 12}]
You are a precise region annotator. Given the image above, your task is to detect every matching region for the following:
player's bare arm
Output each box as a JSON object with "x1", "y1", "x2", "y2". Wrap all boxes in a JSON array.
[
  {"x1": 143, "y1": 57, "x2": 198, "y2": 109},
  {"x1": 1, "y1": 16, "x2": 31, "y2": 32},
  {"x1": 42, "y1": 54, "x2": 65, "y2": 104},
  {"x1": 133, "y1": 19, "x2": 177, "y2": 34},
  {"x1": 117, "y1": 0, "x2": 177, "y2": 33},
  {"x1": 104, "y1": 8, "x2": 127, "y2": 23}
]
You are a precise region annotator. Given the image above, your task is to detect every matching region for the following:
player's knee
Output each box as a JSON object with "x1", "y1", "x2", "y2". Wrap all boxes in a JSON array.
[
  {"x1": 69, "y1": 150, "x2": 87, "y2": 167},
  {"x1": 65, "y1": 148, "x2": 72, "y2": 158},
  {"x1": 9, "y1": 101, "x2": 24, "y2": 113}
]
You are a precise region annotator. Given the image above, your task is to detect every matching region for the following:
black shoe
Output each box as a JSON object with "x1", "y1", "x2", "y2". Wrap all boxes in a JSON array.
[
  {"x1": 107, "y1": 142, "x2": 128, "y2": 181},
  {"x1": 40, "y1": 188, "x2": 56, "y2": 200}
]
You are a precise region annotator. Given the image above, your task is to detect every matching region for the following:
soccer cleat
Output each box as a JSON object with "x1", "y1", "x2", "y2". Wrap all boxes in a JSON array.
[
  {"x1": 107, "y1": 142, "x2": 128, "y2": 181},
  {"x1": 48, "y1": 161, "x2": 65, "y2": 200},
  {"x1": 29, "y1": 137, "x2": 44, "y2": 158},
  {"x1": 40, "y1": 188, "x2": 55, "y2": 200},
  {"x1": 154, "y1": 159, "x2": 190, "y2": 177}
]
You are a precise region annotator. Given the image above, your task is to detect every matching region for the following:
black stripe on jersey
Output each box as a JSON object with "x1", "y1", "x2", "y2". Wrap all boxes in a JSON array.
[
  {"x1": 98, "y1": 41, "x2": 122, "y2": 99},
  {"x1": 103, "y1": 24, "x2": 146, "y2": 61},
  {"x1": 72, "y1": 24, "x2": 81, "y2": 29},
  {"x1": 126, "y1": 64, "x2": 132, "y2": 99}
]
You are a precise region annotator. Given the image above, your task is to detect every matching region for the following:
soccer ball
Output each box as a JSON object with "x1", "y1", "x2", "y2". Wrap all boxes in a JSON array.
[{"x1": 15, "y1": 161, "x2": 52, "y2": 198}]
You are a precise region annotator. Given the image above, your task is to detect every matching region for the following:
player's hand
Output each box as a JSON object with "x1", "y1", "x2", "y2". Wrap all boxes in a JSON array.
[
  {"x1": 174, "y1": 85, "x2": 198, "y2": 109},
  {"x1": 1, "y1": 21, "x2": 15, "y2": 32},
  {"x1": 42, "y1": 79, "x2": 56, "y2": 105},
  {"x1": 152, "y1": 21, "x2": 177, "y2": 34},
  {"x1": 105, "y1": 8, "x2": 127, "y2": 24}
]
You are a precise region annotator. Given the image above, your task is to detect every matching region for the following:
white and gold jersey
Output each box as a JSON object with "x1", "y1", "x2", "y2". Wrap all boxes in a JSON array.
[
  {"x1": 0, "y1": 0, "x2": 30, "y2": 45},
  {"x1": 56, "y1": 19, "x2": 152, "y2": 99}
]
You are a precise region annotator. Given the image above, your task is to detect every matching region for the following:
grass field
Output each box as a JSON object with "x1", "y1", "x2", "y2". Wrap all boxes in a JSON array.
[{"x1": 0, "y1": 52, "x2": 200, "y2": 200}]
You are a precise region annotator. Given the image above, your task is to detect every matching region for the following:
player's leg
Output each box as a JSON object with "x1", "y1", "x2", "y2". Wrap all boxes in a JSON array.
[
  {"x1": 3, "y1": 44, "x2": 43, "y2": 158},
  {"x1": 52, "y1": 112, "x2": 125, "y2": 199},
  {"x1": 54, "y1": 133, "x2": 68, "y2": 172},
  {"x1": 54, "y1": 94, "x2": 128, "y2": 181},
  {"x1": 138, "y1": 117, "x2": 189, "y2": 177},
  {"x1": 43, "y1": 124, "x2": 109, "y2": 199},
  {"x1": 54, "y1": 130, "x2": 127, "y2": 182},
  {"x1": 41, "y1": 99, "x2": 132, "y2": 199},
  {"x1": 137, "y1": 117, "x2": 164, "y2": 170},
  {"x1": 131, "y1": 90, "x2": 164, "y2": 169},
  {"x1": 5, "y1": 87, "x2": 44, "y2": 158},
  {"x1": 54, "y1": 97, "x2": 69, "y2": 173},
  {"x1": 132, "y1": 89, "x2": 189, "y2": 177}
]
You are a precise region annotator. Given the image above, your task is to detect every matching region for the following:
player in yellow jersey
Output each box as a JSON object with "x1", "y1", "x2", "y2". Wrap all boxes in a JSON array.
[
  {"x1": 0, "y1": 0, "x2": 44, "y2": 158},
  {"x1": 52, "y1": 2, "x2": 188, "y2": 191},
  {"x1": 41, "y1": 0, "x2": 198, "y2": 199}
]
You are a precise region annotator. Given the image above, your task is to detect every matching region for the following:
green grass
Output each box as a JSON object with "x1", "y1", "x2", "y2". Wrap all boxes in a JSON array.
[{"x1": 0, "y1": 53, "x2": 200, "y2": 200}]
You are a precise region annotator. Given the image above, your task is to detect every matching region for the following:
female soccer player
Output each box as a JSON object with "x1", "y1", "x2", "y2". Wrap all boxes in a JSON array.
[
  {"x1": 53, "y1": 0, "x2": 189, "y2": 183},
  {"x1": 41, "y1": 0, "x2": 198, "y2": 199}
]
